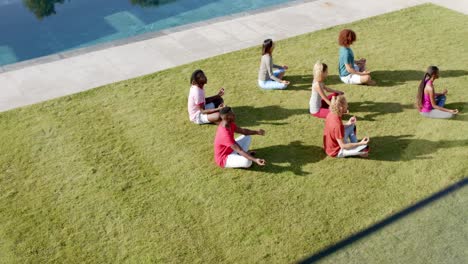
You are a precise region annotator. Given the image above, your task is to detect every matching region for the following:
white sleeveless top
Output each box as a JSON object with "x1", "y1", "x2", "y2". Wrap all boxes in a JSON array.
[{"x1": 309, "y1": 81, "x2": 324, "y2": 114}]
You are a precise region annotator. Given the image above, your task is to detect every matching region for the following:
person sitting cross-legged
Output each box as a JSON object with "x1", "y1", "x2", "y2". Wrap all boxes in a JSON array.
[
  {"x1": 214, "y1": 107, "x2": 266, "y2": 168},
  {"x1": 338, "y1": 29, "x2": 376, "y2": 86},
  {"x1": 187, "y1": 69, "x2": 225, "y2": 125},
  {"x1": 324, "y1": 95, "x2": 370, "y2": 158}
]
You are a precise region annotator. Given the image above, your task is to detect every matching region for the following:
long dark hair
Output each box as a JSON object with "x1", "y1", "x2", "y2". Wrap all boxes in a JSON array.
[
  {"x1": 416, "y1": 66, "x2": 439, "y2": 109},
  {"x1": 190, "y1": 69, "x2": 207, "y2": 88},
  {"x1": 262, "y1": 39, "x2": 273, "y2": 55}
]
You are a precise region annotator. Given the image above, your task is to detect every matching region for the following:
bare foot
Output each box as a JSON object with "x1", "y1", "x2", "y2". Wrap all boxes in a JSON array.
[{"x1": 366, "y1": 80, "x2": 376, "y2": 86}]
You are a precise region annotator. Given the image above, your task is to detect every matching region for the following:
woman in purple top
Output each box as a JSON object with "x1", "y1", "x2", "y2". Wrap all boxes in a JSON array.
[{"x1": 416, "y1": 66, "x2": 459, "y2": 118}]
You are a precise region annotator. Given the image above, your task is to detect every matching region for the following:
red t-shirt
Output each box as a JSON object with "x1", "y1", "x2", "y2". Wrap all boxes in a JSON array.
[
  {"x1": 323, "y1": 112, "x2": 344, "y2": 157},
  {"x1": 214, "y1": 122, "x2": 237, "y2": 167}
]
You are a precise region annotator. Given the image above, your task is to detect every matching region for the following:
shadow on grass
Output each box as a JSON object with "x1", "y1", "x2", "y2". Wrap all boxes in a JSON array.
[
  {"x1": 347, "y1": 101, "x2": 414, "y2": 121},
  {"x1": 347, "y1": 101, "x2": 467, "y2": 122},
  {"x1": 370, "y1": 135, "x2": 468, "y2": 161},
  {"x1": 234, "y1": 105, "x2": 307, "y2": 127},
  {"x1": 251, "y1": 140, "x2": 326, "y2": 176},
  {"x1": 285, "y1": 74, "x2": 343, "y2": 90},
  {"x1": 297, "y1": 178, "x2": 468, "y2": 263},
  {"x1": 372, "y1": 70, "x2": 468, "y2": 87}
]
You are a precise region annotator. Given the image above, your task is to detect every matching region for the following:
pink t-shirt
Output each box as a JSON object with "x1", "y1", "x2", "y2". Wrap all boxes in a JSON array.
[
  {"x1": 214, "y1": 122, "x2": 237, "y2": 167},
  {"x1": 187, "y1": 85, "x2": 206, "y2": 121},
  {"x1": 420, "y1": 80, "x2": 433, "y2": 113}
]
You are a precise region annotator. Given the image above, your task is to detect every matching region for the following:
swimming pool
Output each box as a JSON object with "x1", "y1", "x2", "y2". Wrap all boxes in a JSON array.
[{"x1": 0, "y1": 0, "x2": 291, "y2": 66}]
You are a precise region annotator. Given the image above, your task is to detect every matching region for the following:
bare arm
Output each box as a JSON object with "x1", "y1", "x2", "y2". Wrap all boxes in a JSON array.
[
  {"x1": 197, "y1": 104, "x2": 222, "y2": 114},
  {"x1": 263, "y1": 55, "x2": 283, "y2": 82},
  {"x1": 315, "y1": 83, "x2": 332, "y2": 106},
  {"x1": 427, "y1": 87, "x2": 455, "y2": 113},
  {"x1": 230, "y1": 143, "x2": 265, "y2": 166},
  {"x1": 345, "y1": 63, "x2": 370, "y2": 75},
  {"x1": 206, "y1": 88, "x2": 225, "y2": 104},
  {"x1": 323, "y1": 85, "x2": 344, "y2": 95},
  {"x1": 235, "y1": 127, "x2": 265, "y2": 136},
  {"x1": 337, "y1": 137, "x2": 369, "y2": 150}
]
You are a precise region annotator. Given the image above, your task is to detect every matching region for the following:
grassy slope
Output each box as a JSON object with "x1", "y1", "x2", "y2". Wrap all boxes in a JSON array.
[{"x1": 0, "y1": 4, "x2": 467, "y2": 263}]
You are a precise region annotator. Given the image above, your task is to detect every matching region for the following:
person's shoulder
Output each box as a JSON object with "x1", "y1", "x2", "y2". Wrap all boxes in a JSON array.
[
  {"x1": 326, "y1": 113, "x2": 341, "y2": 123},
  {"x1": 424, "y1": 82, "x2": 434, "y2": 92},
  {"x1": 312, "y1": 81, "x2": 323, "y2": 89}
]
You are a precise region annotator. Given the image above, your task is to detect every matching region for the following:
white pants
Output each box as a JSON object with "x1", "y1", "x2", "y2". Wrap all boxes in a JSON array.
[
  {"x1": 337, "y1": 144, "x2": 368, "y2": 158},
  {"x1": 420, "y1": 110, "x2": 453, "y2": 119},
  {"x1": 340, "y1": 64, "x2": 362, "y2": 84},
  {"x1": 224, "y1": 135, "x2": 253, "y2": 168}
]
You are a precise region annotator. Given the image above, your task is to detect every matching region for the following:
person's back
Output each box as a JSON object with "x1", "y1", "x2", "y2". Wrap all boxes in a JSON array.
[
  {"x1": 420, "y1": 80, "x2": 433, "y2": 113},
  {"x1": 338, "y1": 46, "x2": 354, "y2": 77}
]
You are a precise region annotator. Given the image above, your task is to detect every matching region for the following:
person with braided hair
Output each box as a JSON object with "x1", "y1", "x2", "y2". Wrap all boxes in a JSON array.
[{"x1": 416, "y1": 66, "x2": 459, "y2": 118}]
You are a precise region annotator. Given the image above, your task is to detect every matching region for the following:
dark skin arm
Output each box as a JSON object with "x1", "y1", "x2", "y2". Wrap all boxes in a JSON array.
[
  {"x1": 205, "y1": 88, "x2": 225, "y2": 104},
  {"x1": 198, "y1": 103, "x2": 223, "y2": 114},
  {"x1": 231, "y1": 127, "x2": 266, "y2": 166},
  {"x1": 230, "y1": 143, "x2": 266, "y2": 166}
]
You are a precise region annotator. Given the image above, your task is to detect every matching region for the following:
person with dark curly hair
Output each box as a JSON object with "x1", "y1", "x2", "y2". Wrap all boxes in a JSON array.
[
  {"x1": 338, "y1": 29, "x2": 375, "y2": 86},
  {"x1": 187, "y1": 69, "x2": 225, "y2": 124}
]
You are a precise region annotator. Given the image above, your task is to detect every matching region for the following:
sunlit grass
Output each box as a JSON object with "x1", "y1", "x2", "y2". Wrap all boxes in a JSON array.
[{"x1": 0, "y1": 4, "x2": 467, "y2": 263}]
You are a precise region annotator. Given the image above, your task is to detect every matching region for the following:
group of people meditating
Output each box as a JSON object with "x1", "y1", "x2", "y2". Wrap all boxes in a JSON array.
[{"x1": 187, "y1": 29, "x2": 460, "y2": 169}]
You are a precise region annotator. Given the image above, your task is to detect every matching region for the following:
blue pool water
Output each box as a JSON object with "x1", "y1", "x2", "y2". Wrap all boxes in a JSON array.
[{"x1": 0, "y1": 0, "x2": 291, "y2": 66}]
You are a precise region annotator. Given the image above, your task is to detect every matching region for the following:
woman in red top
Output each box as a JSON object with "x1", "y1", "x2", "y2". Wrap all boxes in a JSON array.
[{"x1": 323, "y1": 95, "x2": 369, "y2": 158}]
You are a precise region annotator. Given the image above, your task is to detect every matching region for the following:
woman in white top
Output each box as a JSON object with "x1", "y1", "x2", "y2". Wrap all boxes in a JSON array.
[
  {"x1": 258, "y1": 39, "x2": 290, "y2": 90},
  {"x1": 309, "y1": 62, "x2": 344, "y2": 118}
]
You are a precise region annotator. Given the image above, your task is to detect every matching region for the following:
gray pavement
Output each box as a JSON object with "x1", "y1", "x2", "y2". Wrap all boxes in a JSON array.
[{"x1": 0, "y1": 0, "x2": 467, "y2": 112}]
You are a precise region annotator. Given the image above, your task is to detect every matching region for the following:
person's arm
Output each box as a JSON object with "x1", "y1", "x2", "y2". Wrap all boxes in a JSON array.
[
  {"x1": 197, "y1": 103, "x2": 223, "y2": 114},
  {"x1": 434, "y1": 88, "x2": 447, "y2": 97},
  {"x1": 315, "y1": 83, "x2": 332, "y2": 106},
  {"x1": 427, "y1": 87, "x2": 458, "y2": 113},
  {"x1": 337, "y1": 137, "x2": 369, "y2": 150},
  {"x1": 272, "y1": 64, "x2": 289, "y2": 70},
  {"x1": 272, "y1": 63, "x2": 281, "y2": 69},
  {"x1": 323, "y1": 85, "x2": 344, "y2": 95},
  {"x1": 344, "y1": 116, "x2": 356, "y2": 127},
  {"x1": 230, "y1": 143, "x2": 266, "y2": 166},
  {"x1": 264, "y1": 55, "x2": 283, "y2": 82},
  {"x1": 206, "y1": 88, "x2": 225, "y2": 104},
  {"x1": 345, "y1": 63, "x2": 370, "y2": 75},
  {"x1": 234, "y1": 127, "x2": 265, "y2": 136}
]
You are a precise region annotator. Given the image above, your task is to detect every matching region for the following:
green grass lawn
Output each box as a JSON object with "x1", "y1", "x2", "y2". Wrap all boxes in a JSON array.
[{"x1": 0, "y1": 4, "x2": 467, "y2": 263}]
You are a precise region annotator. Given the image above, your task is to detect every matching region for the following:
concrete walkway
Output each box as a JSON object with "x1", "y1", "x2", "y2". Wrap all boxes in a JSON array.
[{"x1": 0, "y1": 0, "x2": 467, "y2": 112}]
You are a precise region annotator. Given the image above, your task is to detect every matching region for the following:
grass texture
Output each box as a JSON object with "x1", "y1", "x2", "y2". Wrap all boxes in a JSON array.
[{"x1": 0, "y1": 4, "x2": 467, "y2": 263}]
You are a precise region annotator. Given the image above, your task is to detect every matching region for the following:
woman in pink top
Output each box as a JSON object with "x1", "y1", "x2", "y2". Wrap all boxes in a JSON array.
[{"x1": 416, "y1": 66, "x2": 459, "y2": 119}]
